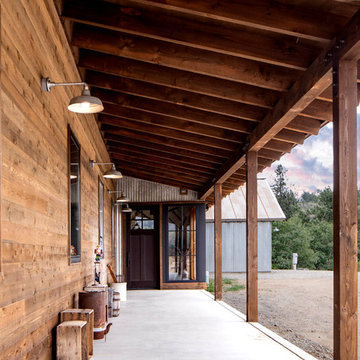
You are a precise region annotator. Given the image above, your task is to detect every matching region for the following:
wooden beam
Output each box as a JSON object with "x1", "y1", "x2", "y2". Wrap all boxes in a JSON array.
[
  {"x1": 257, "y1": 148, "x2": 283, "y2": 161},
  {"x1": 287, "y1": 116, "x2": 322, "y2": 135},
  {"x1": 214, "y1": 183, "x2": 222, "y2": 301},
  {"x1": 103, "y1": 128, "x2": 231, "y2": 158},
  {"x1": 301, "y1": 99, "x2": 333, "y2": 121},
  {"x1": 63, "y1": 0, "x2": 319, "y2": 69},
  {"x1": 96, "y1": 88, "x2": 264, "y2": 128},
  {"x1": 109, "y1": 149, "x2": 214, "y2": 179},
  {"x1": 101, "y1": 102, "x2": 249, "y2": 143},
  {"x1": 107, "y1": 142, "x2": 218, "y2": 172},
  {"x1": 104, "y1": 134, "x2": 225, "y2": 166},
  {"x1": 80, "y1": 50, "x2": 279, "y2": 105},
  {"x1": 263, "y1": 140, "x2": 294, "y2": 154},
  {"x1": 246, "y1": 151, "x2": 258, "y2": 322},
  {"x1": 333, "y1": 59, "x2": 358, "y2": 360},
  {"x1": 114, "y1": 160, "x2": 204, "y2": 189},
  {"x1": 99, "y1": 92, "x2": 308, "y2": 144},
  {"x1": 86, "y1": 70, "x2": 277, "y2": 109},
  {"x1": 200, "y1": 10, "x2": 360, "y2": 200},
  {"x1": 115, "y1": 166, "x2": 200, "y2": 191},
  {"x1": 123, "y1": 0, "x2": 345, "y2": 42},
  {"x1": 87, "y1": 71, "x2": 326, "y2": 133},
  {"x1": 72, "y1": 23, "x2": 300, "y2": 90},
  {"x1": 100, "y1": 117, "x2": 240, "y2": 151}
]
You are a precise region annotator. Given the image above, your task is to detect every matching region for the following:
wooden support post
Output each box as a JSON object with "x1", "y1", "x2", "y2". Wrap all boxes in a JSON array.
[
  {"x1": 246, "y1": 151, "x2": 258, "y2": 322},
  {"x1": 333, "y1": 59, "x2": 358, "y2": 360},
  {"x1": 214, "y1": 183, "x2": 222, "y2": 301}
]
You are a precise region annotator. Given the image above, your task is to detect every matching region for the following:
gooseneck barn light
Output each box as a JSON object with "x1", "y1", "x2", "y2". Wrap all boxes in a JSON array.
[
  {"x1": 41, "y1": 77, "x2": 104, "y2": 114},
  {"x1": 89, "y1": 160, "x2": 123, "y2": 179},
  {"x1": 107, "y1": 190, "x2": 129, "y2": 203},
  {"x1": 121, "y1": 204, "x2": 132, "y2": 213}
]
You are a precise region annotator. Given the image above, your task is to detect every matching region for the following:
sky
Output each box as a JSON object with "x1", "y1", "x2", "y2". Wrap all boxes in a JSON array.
[{"x1": 261, "y1": 113, "x2": 360, "y2": 196}]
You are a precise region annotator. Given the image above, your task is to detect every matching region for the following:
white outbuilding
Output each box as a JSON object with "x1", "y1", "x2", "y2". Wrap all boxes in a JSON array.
[{"x1": 206, "y1": 178, "x2": 285, "y2": 272}]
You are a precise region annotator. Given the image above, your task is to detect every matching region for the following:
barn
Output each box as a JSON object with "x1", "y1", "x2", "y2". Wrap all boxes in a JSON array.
[{"x1": 206, "y1": 178, "x2": 285, "y2": 273}]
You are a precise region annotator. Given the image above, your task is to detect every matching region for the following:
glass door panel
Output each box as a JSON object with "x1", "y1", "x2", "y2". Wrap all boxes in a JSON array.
[{"x1": 167, "y1": 205, "x2": 197, "y2": 281}]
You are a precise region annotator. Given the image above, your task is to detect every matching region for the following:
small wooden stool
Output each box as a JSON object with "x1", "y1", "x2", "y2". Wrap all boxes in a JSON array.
[
  {"x1": 57, "y1": 321, "x2": 88, "y2": 360},
  {"x1": 60, "y1": 309, "x2": 94, "y2": 357}
]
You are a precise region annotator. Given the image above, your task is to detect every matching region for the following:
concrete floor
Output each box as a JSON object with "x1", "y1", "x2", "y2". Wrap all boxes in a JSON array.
[{"x1": 93, "y1": 290, "x2": 313, "y2": 360}]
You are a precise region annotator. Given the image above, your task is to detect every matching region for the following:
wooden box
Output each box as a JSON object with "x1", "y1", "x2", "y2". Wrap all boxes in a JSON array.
[
  {"x1": 57, "y1": 320, "x2": 88, "y2": 360},
  {"x1": 60, "y1": 309, "x2": 94, "y2": 357}
]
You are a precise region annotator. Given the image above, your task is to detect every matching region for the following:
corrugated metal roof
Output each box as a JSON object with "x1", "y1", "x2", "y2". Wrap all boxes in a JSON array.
[
  {"x1": 117, "y1": 176, "x2": 198, "y2": 202},
  {"x1": 206, "y1": 178, "x2": 285, "y2": 221}
]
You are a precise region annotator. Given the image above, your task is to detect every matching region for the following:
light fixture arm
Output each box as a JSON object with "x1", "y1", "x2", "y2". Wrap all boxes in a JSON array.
[
  {"x1": 107, "y1": 190, "x2": 121, "y2": 194},
  {"x1": 89, "y1": 160, "x2": 115, "y2": 168},
  {"x1": 42, "y1": 77, "x2": 90, "y2": 92}
]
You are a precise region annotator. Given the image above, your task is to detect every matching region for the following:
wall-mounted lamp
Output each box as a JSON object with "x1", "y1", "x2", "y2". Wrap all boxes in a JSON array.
[
  {"x1": 121, "y1": 204, "x2": 132, "y2": 213},
  {"x1": 42, "y1": 77, "x2": 104, "y2": 114},
  {"x1": 89, "y1": 160, "x2": 123, "y2": 179},
  {"x1": 107, "y1": 190, "x2": 129, "y2": 203}
]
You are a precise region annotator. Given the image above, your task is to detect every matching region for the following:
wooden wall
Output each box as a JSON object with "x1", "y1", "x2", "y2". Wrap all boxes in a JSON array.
[{"x1": 0, "y1": 1, "x2": 115, "y2": 358}]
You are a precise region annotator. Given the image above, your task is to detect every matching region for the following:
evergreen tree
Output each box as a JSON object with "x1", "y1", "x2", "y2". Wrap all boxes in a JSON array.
[{"x1": 271, "y1": 165, "x2": 299, "y2": 218}]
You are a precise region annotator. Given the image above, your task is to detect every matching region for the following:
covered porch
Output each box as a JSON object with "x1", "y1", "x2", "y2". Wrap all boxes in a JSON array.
[
  {"x1": 1, "y1": 1, "x2": 360, "y2": 359},
  {"x1": 94, "y1": 290, "x2": 314, "y2": 360}
]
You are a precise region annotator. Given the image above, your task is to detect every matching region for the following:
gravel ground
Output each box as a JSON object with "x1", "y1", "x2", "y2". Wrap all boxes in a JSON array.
[{"x1": 210, "y1": 270, "x2": 360, "y2": 360}]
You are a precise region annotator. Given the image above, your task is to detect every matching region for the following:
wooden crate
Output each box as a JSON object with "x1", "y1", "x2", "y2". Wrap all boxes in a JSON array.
[
  {"x1": 60, "y1": 309, "x2": 94, "y2": 356},
  {"x1": 57, "y1": 321, "x2": 88, "y2": 360}
]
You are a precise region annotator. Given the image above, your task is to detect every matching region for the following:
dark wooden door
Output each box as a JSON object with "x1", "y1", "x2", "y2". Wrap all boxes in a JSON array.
[{"x1": 127, "y1": 218, "x2": 159, "y2": 289}]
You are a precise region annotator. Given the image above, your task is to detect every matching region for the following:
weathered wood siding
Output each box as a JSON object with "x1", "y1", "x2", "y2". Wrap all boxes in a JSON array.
[{"x1": 0, "y1": 1, "x2": 114, "y2": 358}]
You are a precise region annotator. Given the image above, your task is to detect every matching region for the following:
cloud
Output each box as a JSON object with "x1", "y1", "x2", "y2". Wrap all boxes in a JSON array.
[
  {"x1": 262, "y1": 123, "x2": 334, "y2": 194},
  {"x1": 264, "y1": 117, "x2": 360, "y2": 195},
  {"x1": 262, "y1": 115, "x2": 360, "y2": 195}
]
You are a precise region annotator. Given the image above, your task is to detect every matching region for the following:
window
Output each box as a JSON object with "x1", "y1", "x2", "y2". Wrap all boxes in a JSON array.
[
  {"x1": 99, "y1": 178, "x2": 104, "y2": 258},
  {"x1": 167, "y1": 205, "x2": 197, "y2": 281},
  {"x1": 130, "y1": 209, "x2": 155, "y2": 230},
  {"x1": 69, "y1": 129, "x2": 81, "y2": 263}
]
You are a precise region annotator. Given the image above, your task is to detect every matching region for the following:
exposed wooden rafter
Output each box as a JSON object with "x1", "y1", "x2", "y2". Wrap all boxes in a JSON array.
[
  {"x1": 199, "y1": 9, "x2": 360, "y2": 199},
  {"x1": 72, "y1": 23, "x2": 301, "y2": 90},
  {"x1": 63, "y1": 0, "x2": 322, "y2": 70},
  {"x1": 119, "y1": 0, "x2": 346, "y2": 42}
]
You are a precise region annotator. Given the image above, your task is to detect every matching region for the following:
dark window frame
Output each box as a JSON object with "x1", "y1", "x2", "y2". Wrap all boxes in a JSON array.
[
  {"x1": 98, "y1": 177, "x2": 104, "y2": 258},
  {"x1": 163, "y1": 204, "x2": 206, "y2": 283},
  {"x1": 69, "y1": 127, "x2": 81, "y2": 264}
]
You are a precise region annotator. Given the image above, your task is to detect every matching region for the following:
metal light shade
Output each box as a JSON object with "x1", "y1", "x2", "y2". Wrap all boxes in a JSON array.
[
  {"x1": 42, "y1": 77, "x2": 104, "y2": 114},
  {"x1": 116, "y1": 192, "x2": 129, "y2": 203},
  {"x1": 68, "y1": 88, "x2": 104, "y2": 114},
  {"x1": 122, "y1": 204, "x2": 132, "y2": 213},
  {"x1": 103, "y1": 164, "x2": 123, "y2": 179}
]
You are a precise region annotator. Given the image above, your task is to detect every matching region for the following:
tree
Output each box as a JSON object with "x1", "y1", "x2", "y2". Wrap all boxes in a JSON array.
[
  {"x1": 271, "y1": 165, "x2": 299, "y2": 218},
  {"x1": 301, "y1": 191, "x2": 317, "y2": 203},
  {"x1": 308, "y1": 220, "x2": 333, "y2": 270},
  {"x1": 315, "y1": 187, "x2": 333, "y2": 222},
  {"x1": 272, "y1": 215, "x2": 317, "y2": 269}
]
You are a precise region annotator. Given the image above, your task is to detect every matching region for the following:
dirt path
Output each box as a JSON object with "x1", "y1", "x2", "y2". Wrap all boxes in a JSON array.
[{"x1": 212, "y1": 270, "x2": 360, "y2": 360}]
